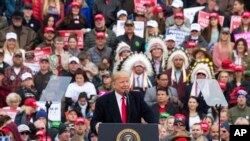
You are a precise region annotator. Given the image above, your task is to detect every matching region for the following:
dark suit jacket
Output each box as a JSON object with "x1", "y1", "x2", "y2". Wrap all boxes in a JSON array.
[
  {"x1": 151, "y1": 102, "x2": 180, "y2": 122},
  {"x1": 90, "y1": 91, "x2": 157, "y2": 133}
]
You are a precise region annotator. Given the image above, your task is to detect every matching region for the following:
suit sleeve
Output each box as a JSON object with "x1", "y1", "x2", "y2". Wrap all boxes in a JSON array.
[
  {"x1": 139, "y1": 94, "x2": 157, "y2": 123},
  {"x1": 90, "y1": 97, "x2": 105, "y2": 134}
]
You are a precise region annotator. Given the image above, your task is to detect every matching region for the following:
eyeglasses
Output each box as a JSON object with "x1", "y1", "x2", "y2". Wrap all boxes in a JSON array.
[{"x1": 20, "y1": 132, "x2": 30, "y2": 135}]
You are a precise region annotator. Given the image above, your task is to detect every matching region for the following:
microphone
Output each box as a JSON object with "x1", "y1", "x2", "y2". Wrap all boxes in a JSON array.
[{"x1": 124, "y1": 90, "x2": 130, "y2": 123}]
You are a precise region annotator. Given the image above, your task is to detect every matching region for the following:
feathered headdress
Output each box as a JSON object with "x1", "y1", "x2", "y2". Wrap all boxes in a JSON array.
[
  {"x1": 145, "y1": 37, "x2": 168, "y2": 71},
  {"x1": 166, "y1": 48, "x2": 190, "y2": 84},
  {"x1": 117, "y1": 53, "x2": 154, "y2": 90},
  {"x1": 114, "y1": 41, "x2": 131, "y2": 61},
  {"x1": 187, "y1": 58, "x2": 214, "y2": 96}
]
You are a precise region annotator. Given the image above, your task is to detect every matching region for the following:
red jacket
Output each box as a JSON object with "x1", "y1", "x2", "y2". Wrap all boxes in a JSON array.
[
  {"x1": 24, "y1": 0, "x2": 44, "y2": 21},
  {"x1": 0, "y1": 85, "x2": 12, "y2": 108}
]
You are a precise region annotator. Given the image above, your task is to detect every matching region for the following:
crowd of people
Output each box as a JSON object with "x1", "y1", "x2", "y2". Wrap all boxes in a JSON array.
[{"x1": 0, "y1": 0, "x2": 250, "y2": 141}]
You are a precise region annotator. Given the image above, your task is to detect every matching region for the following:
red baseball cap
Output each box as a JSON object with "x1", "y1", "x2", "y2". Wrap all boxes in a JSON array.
[
  {"x1": 174, "y1": 12, "x2": 184, "y2": 19},
  {"x1": 176, "y1": 138, "x2": 188, "y2": 141},
  {"x1": 144, "y1": 1, "x2": 155, "y2": 7},
  {"x1": 153, "y1": 6, "x2": 163, "y2": 14},
  {"x1": 94, "y1": 14, "x2": 104, "y2": 20},
  {"x1": 75, "y1": 117, "x2": 86, "y2": 125},
  {"x1": 70, "y1": 2, "x2": 80, "y2": 7},
  {"x1": 199, "y1": 121, "x2": 209, "y2": 132},
  {"x1": 35, "y1": 130, "x2": 46, "y2": 137},
  {"x1": 242, "y1": 11, "x2": 250, "y2": 18},
  {"x1": 218, "y1": 81, "x2": 227, "y2": 91},
  {"x1": 185, "y1": 41, "x2": 196, "y2": 48},
  {"x1": 234, "y1": 65, "x2": 245, "y2": 72},
  {"x1": 1, "y1": 127, "x2": 11, "y2": 133},
  {"x1": 44, "y1": 27, "x2": 55, "y2": 33},
  {"x1": 95, "y1": 32, "x2": 106, "y2": 39},
  {"x1": 209, "y1": 12, "x2": 219, "y2": 19},
  {"x1": 24, "y1": 98, "x2": 38, "y2": 109}
]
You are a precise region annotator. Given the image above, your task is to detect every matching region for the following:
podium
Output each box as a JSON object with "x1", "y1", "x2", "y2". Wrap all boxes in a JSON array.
[{"x1": 98, "y1": 123, "x2": 159, "y2": 141}]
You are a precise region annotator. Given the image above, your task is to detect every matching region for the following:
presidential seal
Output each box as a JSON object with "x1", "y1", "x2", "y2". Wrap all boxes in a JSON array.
[{"x1": 116, "y1": 128, "x2": 141, "y2": 141}]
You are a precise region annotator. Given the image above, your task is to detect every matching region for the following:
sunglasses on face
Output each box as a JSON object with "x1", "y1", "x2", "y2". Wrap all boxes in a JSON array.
[
  {"x1": 20, "y1": 132, "x2": 30, "y2": 135},
  {"x1": 174, "y1": 123, "x2": 185, "y2": 127}
]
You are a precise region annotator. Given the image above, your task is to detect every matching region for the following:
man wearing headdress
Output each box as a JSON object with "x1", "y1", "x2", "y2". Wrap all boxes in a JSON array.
[
  {"x1": 117, "y1": 53, "x2": 155, "y2": 93},
  {"x1": 146, "y1": 37, "x2": 168, "y2": 75},
  {"x1": 165, "y1": 48, "x2": 190, "y2": 103}
]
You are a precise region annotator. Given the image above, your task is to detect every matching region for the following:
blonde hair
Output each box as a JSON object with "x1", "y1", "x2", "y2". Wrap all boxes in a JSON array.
[
  {"x1": 145, "y1": 27, "x2": 159, "y2": 41},
  {"x1": 112, "y1": 71, "x2": 129, "y2": 82},
  {"x1": 218, "y1": 32, "x2": 233, "y2": 59},
  {"x1": 234, "y1": 117, "x2": 250, "y2": 125},
  {"x1": 2, "y1": 39, "x2": 20, "y2": 53},
  {"x1": 43, "y1": 0, "x2": 61, "y2": 16},
  {"x1": 163, "y1": 116, "x2": 175, "y2": 130},
  {"x1": 6, "y1": 93, "x2": 22, "y2": 106}
]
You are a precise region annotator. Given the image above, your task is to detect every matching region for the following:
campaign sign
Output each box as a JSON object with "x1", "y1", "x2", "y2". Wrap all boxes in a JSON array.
[
  {"x1": 134, "y1": 0, "x2": 156, "y2": 13},
  {"x1": 230, "y1": 125, "x2": 250, "y2": 140},
  {"x1": 234, "y1": 32, "x2": 250, "y2": 47},
  {"x1": 198, "y1": 11, "x2": 224, "y2": 29},
  {"x1": 184, "y1": 6, "x2": 205, "y2": 23},
  {"x1": 58, "y1": 30, "x2": 84, "y2": 48},
  {"x1": 166, "y1": 29, "x2": 190, "y2": 46},
  {"x1": 36, "y1": 102, "x2": 61, "y2": 121},
  {"x1": 116, "y1": 20, "x2": 145, "y2": 38},
  {"x1": 24, "y1": 47, "x2": 51, "y2": 74},
  {"x1": 230, "y1": 16, "x2": 241, "y2": 33}
]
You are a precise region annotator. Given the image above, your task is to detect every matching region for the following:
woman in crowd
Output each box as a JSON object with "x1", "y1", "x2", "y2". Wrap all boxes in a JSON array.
[
  {"x1": 65, "y1": 69, "x2": 96, "y2": 110},
  {"x1": 212, "y1": 27, "x2": 234, "y2": 71},
  {"x1": 66, "y1": 33, "x2": 81, "y2": 57},
  {"x1": 183, "y1": 96, "x2": 205, "y2": 132},
  {"x1": 2, "y1": 93, "x2": 22, "y2": 121},
  {"x1": 163, "y1": 116, "x2": 175, "y2": 137},
  {"x1": 144, "y1": 20, "x2": 163, "y2": 51},
  {"x1": 232, "y1": 11, "x2": 250, "y2": 42},
  {"x1": 57, "y1": 1, "x2": 88, "y2": 30},
  {"x1": 151, "y1": 5, "x2": 166, "y2": 35},
  {"x1": 202, "y1": 12, "x2": 222, "y2": 52},
  {"x1": 3, "y1": 32, "x2": 25, "y2": 66},
  {"x1": 42, "y1": 0, "x2": 64, "y2": 27},
  {"x1": 66, "y1": 0, "x2": 92, "y2": 28},
  {"x1": 232, "y1": 38, "x2": 250, "y2": 69}
]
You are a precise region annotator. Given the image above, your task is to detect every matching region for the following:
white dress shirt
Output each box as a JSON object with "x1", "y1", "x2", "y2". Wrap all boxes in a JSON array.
[
  {"x1": 134, "y1": 74, "x2": 143, "y2": 87},
  {"x1": 115, "y1": 91, "x2": 126, "y2": 118}
]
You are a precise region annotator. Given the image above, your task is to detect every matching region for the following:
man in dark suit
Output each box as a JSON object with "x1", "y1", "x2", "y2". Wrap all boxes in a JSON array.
[{"x1": 90, "y1": 71, "x2": 157, "y2": 134}]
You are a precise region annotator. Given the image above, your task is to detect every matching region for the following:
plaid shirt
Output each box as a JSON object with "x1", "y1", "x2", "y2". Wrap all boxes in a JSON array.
[{"x1": 3, "y1": 66, "x2": 32, "y2": 92}]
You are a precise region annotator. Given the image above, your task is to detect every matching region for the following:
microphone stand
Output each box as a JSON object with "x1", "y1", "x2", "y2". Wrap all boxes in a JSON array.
[
  {"x1": 215, "y1": 104, "x2": 222, "y2": 141},
  {"x1": 45, "y1": 101, "x2": 52, "y2": 141}
]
